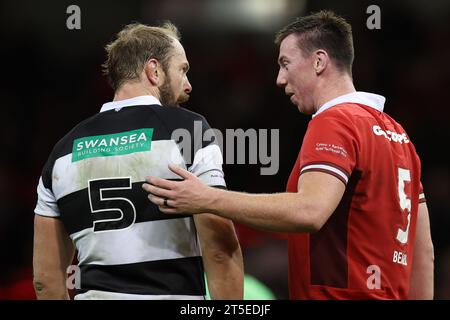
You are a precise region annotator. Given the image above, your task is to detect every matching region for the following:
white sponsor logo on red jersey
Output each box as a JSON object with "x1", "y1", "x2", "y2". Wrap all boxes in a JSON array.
[{"x1": 372, "y1": 125, "x2": 410, "y2": 144}]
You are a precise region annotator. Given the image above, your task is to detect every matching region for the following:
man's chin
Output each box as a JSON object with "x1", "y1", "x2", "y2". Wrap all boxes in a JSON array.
[
  {"x1": 291, "y1": 100, "x2": 302, "y2": 111},
  {"x1": 176, "y1": 95, "x2": 190, "y2": 105},
  {"x1": 297, "y1": 104, "x2": 314, "y2": 115}
]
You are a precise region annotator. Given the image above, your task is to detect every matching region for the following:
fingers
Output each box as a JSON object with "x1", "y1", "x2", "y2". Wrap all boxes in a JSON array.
[
  {"x1": 147, "y1": 194, "x2": 171, "y2": 207},
  {"x1": 158, "y1": 207, "x2": 180, "y2": 214},
  {"x1": 144, "y1": 176, "x2": 177, "y2": 190},
  {"x1": 142, "y1": 183, "x2": 173, "y2": 199},
  {"x1": 147, "y1": 194, "x2": 181, "y2": 214},
  {"x1": 142, "y1": 167, "x2": 195, "y2": 216},
  {"x1": 148, "y1": 194, "x2": 174, "y2": 209},
  {"x1": 168, "y1": 164, "x2": 195, "y2": 180}
]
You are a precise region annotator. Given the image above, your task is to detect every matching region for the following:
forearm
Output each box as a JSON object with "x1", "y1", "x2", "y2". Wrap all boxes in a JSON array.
[
  {"x1": 207, "y1": 188, "x2": 318, "y2": 232},
  {"x1": 204, "y1": 247, "x2": 244, "y2": 300},
  {"x1": 408, "y1": 203, "x2": 434, "y2": 299},
  {"x1": 408, "y1": 252, "x2": 434, "y2": 300},
  {"x1": 146, "y1": 169, "x2": 343, "y2": 232}
]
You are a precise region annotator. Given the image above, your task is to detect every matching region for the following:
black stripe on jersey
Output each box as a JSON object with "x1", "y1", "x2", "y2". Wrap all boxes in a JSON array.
[
  {"x1": 41, "y1": 104, "x2": 216, "y2": 190},
  {"x1": 301, "y1": 168, "x2": 347, "y2": 185},
  {"x1": 77, "y1": 256, "x2": 205, "y2": 296},
  {"x1": 57, "y1": 180, "x2": 190, "y2": 235},
  {"x1": 309, "y1": 169, "x2": 362, "y2": 288},
  {"x1": 300, "y1": 161, "x2": 351, "y2": 179}
]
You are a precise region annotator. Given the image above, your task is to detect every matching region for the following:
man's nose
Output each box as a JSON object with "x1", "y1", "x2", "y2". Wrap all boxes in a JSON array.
[
  {"x1": 184, "y1": 79, "x2": 192, "y2": 93},
  {"x1": 276, "y1": 70, "x2": 286, "y2": 87}
]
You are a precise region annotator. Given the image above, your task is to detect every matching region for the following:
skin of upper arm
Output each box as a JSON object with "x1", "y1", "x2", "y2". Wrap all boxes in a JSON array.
[
  {"x1": 193, "y1": 214, "x2": 240, "y2": 256},
  {"x1": 193, "y1": 213, "x2": 243, "y2": 299},
  {"x1": 414, "y1": 203, "x2": 433, "y2": 254},
  {"x1": 296, "y1": 171, "x2": 346, "y2": 231},
  {"x1": 409, "y1": 202, "x2": 434, "y2": 299},
  {"x1": 33, "y1": 215, "x2": 75, "y2": 296}
]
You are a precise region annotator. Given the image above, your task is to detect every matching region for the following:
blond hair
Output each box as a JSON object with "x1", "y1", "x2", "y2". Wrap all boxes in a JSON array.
[{"x1": 102, "y1": 22, "x2": 180, "y2": 90}]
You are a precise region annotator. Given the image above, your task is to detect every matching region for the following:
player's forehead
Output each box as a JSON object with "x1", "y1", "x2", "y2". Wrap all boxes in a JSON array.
[
  {"x1": 278, "y1": 33, "x2": 304, "y2": 60},
  {"x1": 169, "y1": 38, "x2": 189, "y2": 65}
]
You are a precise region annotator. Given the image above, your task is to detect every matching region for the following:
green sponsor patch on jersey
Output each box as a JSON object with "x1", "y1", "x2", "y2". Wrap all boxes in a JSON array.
[{"x1": 72, "y1": 128, "x2": 154, "y2": 162}]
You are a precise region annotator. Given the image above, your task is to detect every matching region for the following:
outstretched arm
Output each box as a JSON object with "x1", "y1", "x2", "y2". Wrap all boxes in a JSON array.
[
  {"x1": 143, "y1": 165, "x2": 345, "y2": 233},
  {"x1": 408, "y1": 203, "x2": 434, "y2": 299},
  {"x1": 33, "y1": 215, "x2": 75, "y2": 300},
  {"x1": 194, "y1": 214, "x2": 244, "y2": 299}
]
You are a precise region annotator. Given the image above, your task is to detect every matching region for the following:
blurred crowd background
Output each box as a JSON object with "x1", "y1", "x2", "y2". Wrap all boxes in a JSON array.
[{"x1": 0, "y1": 0, "x2": 448, "y2": 299}]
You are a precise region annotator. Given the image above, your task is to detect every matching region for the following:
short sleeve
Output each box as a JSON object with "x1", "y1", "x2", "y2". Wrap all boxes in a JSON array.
[
  {"x1": 419, "y1": 181, "x2": 426, "y2": 203},
  {"x1": 188, "y1": 118, "x2": 226, "y2": 188},
  {"x1": 35, "y1": 176, "x2": 60, "y2": 217},
  {"x1": 299, "y1": 112, "x2": 357, "y2": 185}
]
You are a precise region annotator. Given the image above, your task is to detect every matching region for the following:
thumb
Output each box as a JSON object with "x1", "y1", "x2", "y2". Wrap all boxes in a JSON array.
[{"x1": 168, "y1": 164, "x2": 195, "y2": 180}]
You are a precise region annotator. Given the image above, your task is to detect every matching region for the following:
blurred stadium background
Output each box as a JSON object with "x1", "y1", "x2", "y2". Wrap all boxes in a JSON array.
[{"x1": 0, "y1": 0, "x2": 448, "y2": 299}]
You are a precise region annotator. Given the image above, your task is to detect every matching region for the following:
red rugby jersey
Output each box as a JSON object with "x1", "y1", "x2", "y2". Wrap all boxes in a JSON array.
[{"x1": 286, "y1": 92, "x2": 425, "y2": 299}]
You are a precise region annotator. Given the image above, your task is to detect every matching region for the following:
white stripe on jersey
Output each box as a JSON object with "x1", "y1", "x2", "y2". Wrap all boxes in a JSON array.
[
  {"x1": 72, "y1": 217, "x2": 201, "y2": 266},
  {"x1": 301, "y1": 164, "x2": 349, "y2": 184},
  {"x1": 51, "y1": 140, "x2": 226, "y2": 201},
  {"x1": 74, "y1": 290, "x2": 205, "y2": 300},
  {"x1": 52, "y1": 140, "x2": 184, "y2": 200},
  {"x1": 191, "y1": 144, "x2": 226, "y2": 186},
  {"x1": 419, "y1": 193, "x2": 425, "y2": 200},
  {"x1": 35, "y1": 177, "x2": 60, "y2": 217}
]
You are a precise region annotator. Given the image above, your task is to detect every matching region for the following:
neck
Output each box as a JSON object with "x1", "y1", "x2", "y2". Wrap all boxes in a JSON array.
[
  {"x1": 113, "y1": 82, "x2": 160, "y2": 102},
  {"x1": 313, "y1": 73, "x2": 356, "y2": 112}
]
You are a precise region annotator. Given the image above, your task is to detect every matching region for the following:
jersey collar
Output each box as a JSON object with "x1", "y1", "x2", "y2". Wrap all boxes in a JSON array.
[
  {"x1": 312, "y1": 91, "x2": 386, "y2": 118},
  {"x1": 100, "y1": 95, "x2": 162, "y2": 113}
]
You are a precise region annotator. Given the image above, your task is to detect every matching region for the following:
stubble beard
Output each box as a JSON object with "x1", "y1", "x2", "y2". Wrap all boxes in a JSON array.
[{"x1": 159, "y1": 75, "x2": 190, "y2": 106}]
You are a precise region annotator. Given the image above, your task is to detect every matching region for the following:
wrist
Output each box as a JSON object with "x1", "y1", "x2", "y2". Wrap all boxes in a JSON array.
[{"x1": 206, "y1": 186, "x2": 224, "y2": 214}]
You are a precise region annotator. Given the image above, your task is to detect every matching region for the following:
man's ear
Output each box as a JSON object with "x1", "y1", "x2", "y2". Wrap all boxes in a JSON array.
[
  {"x1": 314, "y1": 50, "x2": 329, "y2": 75},
  {"x1": 144, "y1": 59, "x2": 160, "y2": 85}
]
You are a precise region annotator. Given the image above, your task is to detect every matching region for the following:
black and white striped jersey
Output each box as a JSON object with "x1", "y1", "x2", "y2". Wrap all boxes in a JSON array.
[{"x1": 34, "y1": 95, "x2": 226, "y2": 300}]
